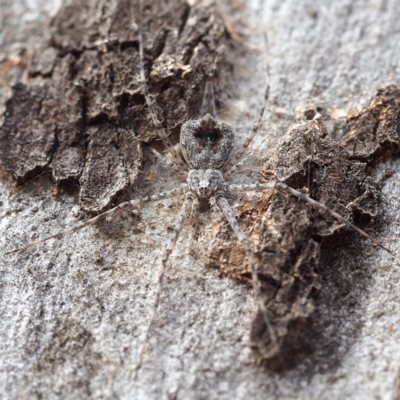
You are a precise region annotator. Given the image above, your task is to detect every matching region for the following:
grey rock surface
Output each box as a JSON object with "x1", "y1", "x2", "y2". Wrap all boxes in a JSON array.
[{"x1": 1, "y1": 0, "x2": 400, "y2": 399}]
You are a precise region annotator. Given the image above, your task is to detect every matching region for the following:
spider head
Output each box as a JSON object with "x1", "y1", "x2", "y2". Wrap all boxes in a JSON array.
[{"x1": 188, "y1": 169, "x2": 223, "y2": 199}]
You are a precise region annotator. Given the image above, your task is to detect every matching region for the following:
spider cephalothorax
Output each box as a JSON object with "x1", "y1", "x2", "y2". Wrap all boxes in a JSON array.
[{"x1": 188, "y1": 168, "x2": 224, "y2": 199}]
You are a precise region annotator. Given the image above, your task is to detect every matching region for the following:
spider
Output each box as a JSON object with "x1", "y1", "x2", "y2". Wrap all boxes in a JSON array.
[{"x1": 5, "y1": 25, "x2": 392, "y2": 374}]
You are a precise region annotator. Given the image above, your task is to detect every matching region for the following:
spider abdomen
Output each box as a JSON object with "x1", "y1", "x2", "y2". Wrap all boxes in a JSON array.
[{"x1": 181, "y1": 113, "x2": 234, "y2": 169}]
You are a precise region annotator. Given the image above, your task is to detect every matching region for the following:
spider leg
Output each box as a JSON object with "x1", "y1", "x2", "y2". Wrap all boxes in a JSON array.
[
  {"x1": 200, "y1": 81, "x2": 217, "y2": 118},
  {"x1": 227, "y1": 182, "x2": 393, "y2": 255},
  {"x1": 189, "y1": 197, "x2": 200, "y2": 226},
  {"x1": 187, "y1": 198, "x2": 201, "y2": 255},
  {"x1": 213, "y1": 195, "x2": 279, "y2": 357},
  {"x1": 225, "y1": 33, "x2": 270, "y2": 174},
  {"x1": 138, "y1": 14, "x2": 188, "y2": 172},
  {"x1": 135, "y1": 192, "x2": 194, "y2": 374},
  {"x1": 226, "y1": 151, "x2": 253, "y2": 175},
  {"x1": 148, "y1": 146, "x2": 186, "y2": 178},
  {"x1": 5, "y1": 186, "x2": 187, "y2": 255}
]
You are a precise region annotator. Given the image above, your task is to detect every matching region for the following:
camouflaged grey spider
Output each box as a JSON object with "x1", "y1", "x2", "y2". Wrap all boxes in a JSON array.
[{"x1": 6, "y1": 28, "x2": 392, "y2": 373}]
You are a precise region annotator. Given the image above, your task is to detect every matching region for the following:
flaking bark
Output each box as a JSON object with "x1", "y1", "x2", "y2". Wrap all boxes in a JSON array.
[
  {"x1": 0, "y1": 0, "x2": 225, "y2": 211},
  {"x1": 191, "y1": 91, "x2": 399, "y2": 368}
]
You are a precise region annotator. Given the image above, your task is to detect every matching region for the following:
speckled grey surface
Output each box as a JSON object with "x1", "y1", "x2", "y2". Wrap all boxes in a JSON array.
[{"x1": 1, "y1": 0, "x2": 400, "y2": 399}]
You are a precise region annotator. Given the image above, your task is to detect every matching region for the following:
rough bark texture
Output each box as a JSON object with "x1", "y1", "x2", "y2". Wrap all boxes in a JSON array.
[
  {"x1": 341, "y1": 84, "x2": 400, "y2": 162},
  {"x1": 192, "y1": 114, "x2": 389, "y2": 368},
  {"x1": 0, "y1": 0, "x2": 225, "y2": 211},
  {"x1": 2, "y1": 0, "x2": 400, "y2": 399}
]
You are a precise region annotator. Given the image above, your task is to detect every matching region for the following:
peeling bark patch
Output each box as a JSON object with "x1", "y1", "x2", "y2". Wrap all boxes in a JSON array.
[
  {"x1": 29, "y1": 44, "x2": 58, "y2": 77},
  {"x1": 341, "y1": 84, "x2": 400, "y2": 161},
  {"x1": 0, "y1": 82, "x2": 57, "y2": 180},
  {"x1": 0, "y1": 0, "x2": 226, "y2": 211},
  {"x1": 191, "y1": 117, "x2": 380, "y2": 367},
  {"x1": 253, "y1": 118, "x2": 379, "y2": 366},
  {"x1": 79, "y1": 125, "x2": 141, "y2": 211}
]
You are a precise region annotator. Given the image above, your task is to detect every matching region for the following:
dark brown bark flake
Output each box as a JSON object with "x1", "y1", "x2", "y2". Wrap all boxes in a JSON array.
[
  {"x1": 191, "y1": 114, "x2": 382, "y2": 369},
  {"x1": 0, "y1": 0, "x2": 226, "y2": 211}
]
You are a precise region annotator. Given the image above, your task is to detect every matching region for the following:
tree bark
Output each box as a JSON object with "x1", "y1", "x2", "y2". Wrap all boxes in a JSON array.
[{"x1": 1, "y1": 0, "x2": 400, "y2": 399}]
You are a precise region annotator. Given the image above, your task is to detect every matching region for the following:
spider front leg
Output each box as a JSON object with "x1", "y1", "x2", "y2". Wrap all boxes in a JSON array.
[
  {"x1": 200, "y1": 81, "x2": 217, "y2": 117},
  {"x1": 227, "y1": 182, "x2": 393, "y2": 255},
  {"x1": 135, "y1": 192, "x2": 194, "y2": 374},
  {"x1": 138, "y1": 20, "x2": 188, "y2": 172},
  {"x1": 148, "y1": 146, "x2": 187, "y2": 178},
  {"x1": 225, "y1": 33, "x2": 270, "y2": 175},
  {"x1": 5, "y1": 186, "x2": 188, "y2": 255},
  {"x1": 189, "y1": 197, "x2": 200, "y2": 226},
  {"x1": 213, "y1": 194, "x2": 279, "y2": 357}
]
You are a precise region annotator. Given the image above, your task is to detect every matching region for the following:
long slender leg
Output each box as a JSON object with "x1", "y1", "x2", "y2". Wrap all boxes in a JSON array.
[
  {"x1": 5, "y1": 186, "x2": 187, "y2": 255},
  {"x1": 200, "y1": 81, "x2": 217, "y2": 118},
  {"x1": 226, "y1": 151, "x2": 253, "y2": 175},
  {"x1": 213, "y1": 195, "x2": 279, "y2": 356},
  {"x1": 225, "y1": 33, "x2": 270, "y2": 173},
  {"x1": 227, "y1": 182, "x2": 393, "y2": 255},
  {"x1": 135, "y1": 193, "x2": 194, "y2": 374},
  {"x1": 138, "y1": 11, "x2": 188, "y2": 171},
  {"x1": 187, "y1": 198, "x2": 201, "y2": 257},
  {"x1": 148, "y1": 146, "x2": 186, "y2": 178}
]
